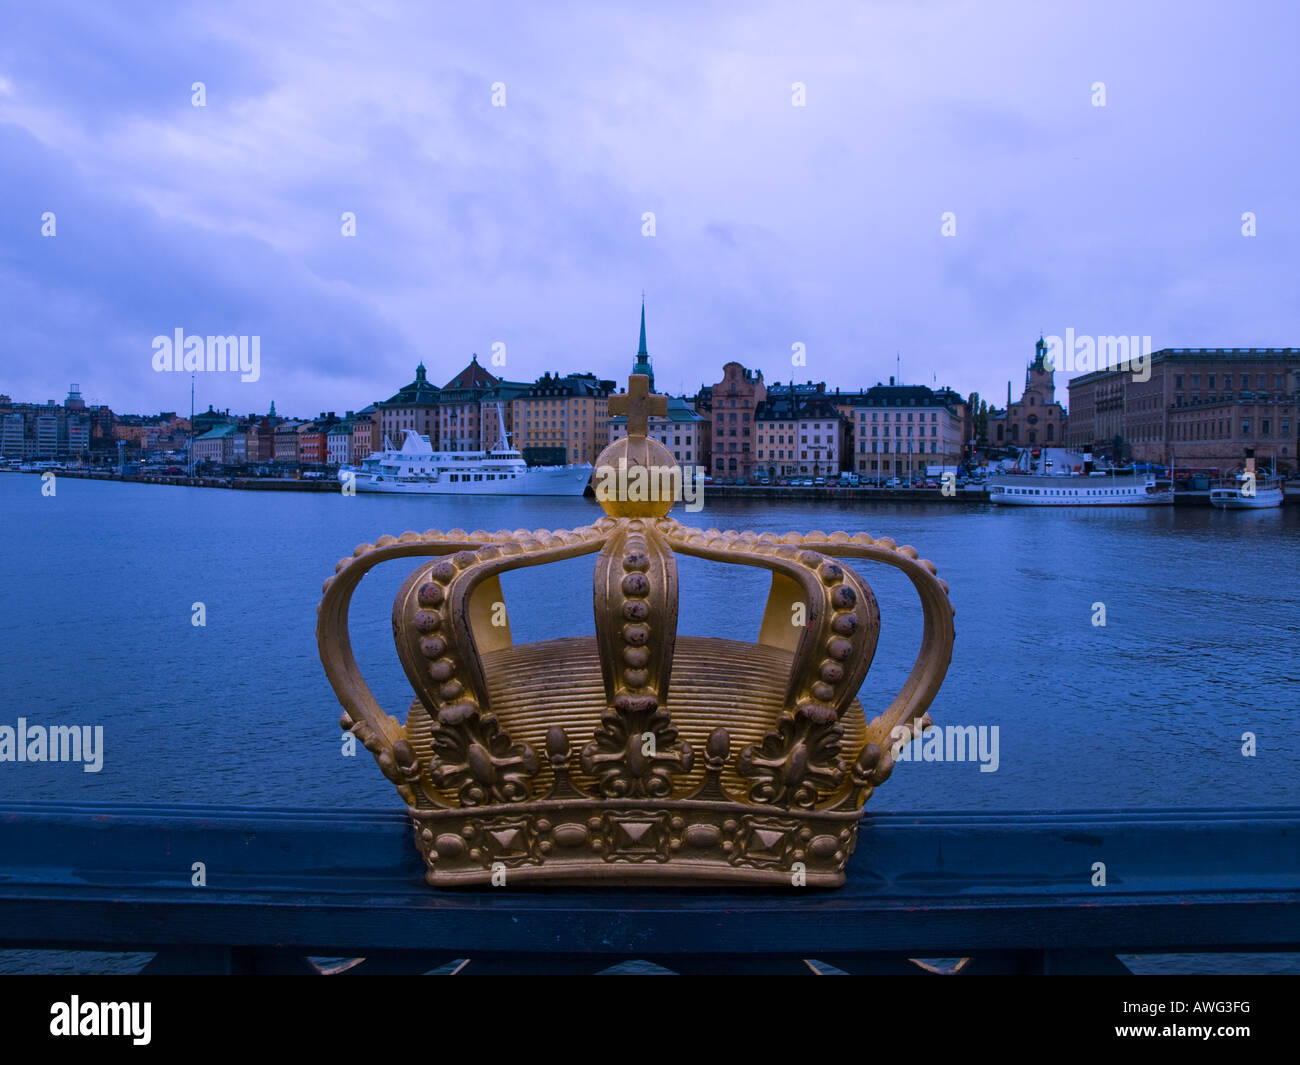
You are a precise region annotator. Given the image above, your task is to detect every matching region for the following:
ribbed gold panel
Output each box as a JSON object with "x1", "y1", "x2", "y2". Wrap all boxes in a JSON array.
[{"x1": 403, "y1": 634, "x2": 867, "y2": 805}]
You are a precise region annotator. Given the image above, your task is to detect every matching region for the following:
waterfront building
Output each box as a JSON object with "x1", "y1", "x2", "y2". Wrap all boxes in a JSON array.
[
  {"x1": 436, "y1": 356, "x2": 501, "y2": 452},
  {"x1": 754, "y1": 390, "x2": 848, "y2": 478},
  {"x1": 841, "y1": 381, "x2": 966, "y2": 480},
  {"x1": 297, "y1": 413, "x2": 339, "y2": 466},
  {"x1": 192, "y1": 405, "x2": 234, "y2": 437},
  {"x1": 710, "y1": 362, "x2": 767, "y2": 481},
  {"x1": 378, "y1": 363, "x2": 441, "y2": 448},
  {"x1": 606, "y1": 302, "x2": 705, "y2": 468},
  {"x1": 245, "y1": 402, "x2": 280, "y2": 464},
  {"x1": 988, "y1": 338, "x2": 1068, "y2": 449},
  {"x1": 0, "y1": 411, "x2": 22, "y2": 457},
  {"x1": 273, "y1": 420, "x2": 303, "y2": 465},
  {"x1": 1067, "y1": 347, "x2": 1300, "y2": 472},
  {"x1": 0, "y1": 386, "x2": 99, "y2": 460},
  {"x1": 192, "y1": 423, "x2": 245, "y2": 467},
  {"x1": 1167, "y1": 394, "x2": 1297, "y2": 474},
  {"x1": 690, "y1": 385, "x2": 713, "y2": 472},
  {"x1": 351, "y1": 405, "x2": 379, "y2": 461},
  {"x1": 513, "y1": 371, "x2": 614, "y2": 466},
  {"x1": 326, "y1": 414, "x2": 357, "y2": 467}
]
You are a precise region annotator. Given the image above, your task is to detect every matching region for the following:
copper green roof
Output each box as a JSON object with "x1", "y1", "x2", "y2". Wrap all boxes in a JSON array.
[{"x1": 380, "y1": 364, "x2": 442, "y2": 407}]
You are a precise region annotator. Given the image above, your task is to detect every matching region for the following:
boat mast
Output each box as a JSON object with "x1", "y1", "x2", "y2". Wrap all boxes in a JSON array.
[{"x1": 493, "y1": 401, "x2": 509, "y2": 450}]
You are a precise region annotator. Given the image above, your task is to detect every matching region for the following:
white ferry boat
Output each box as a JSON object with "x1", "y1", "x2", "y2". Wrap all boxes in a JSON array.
[
  {"x1": 339, "y1": 429, "x2": 592, "y2": 496},
  {"x1": 1209, "y1": 469, "x2": 1284, "y2": 510},
  {"x1": 989, "y1": 472, "x2": 1173, "y2": 506}
]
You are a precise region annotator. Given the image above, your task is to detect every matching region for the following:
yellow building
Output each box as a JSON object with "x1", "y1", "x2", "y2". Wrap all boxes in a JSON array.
[{"x1": 512, "y1": 372, "x2": 614, "y2": 466}]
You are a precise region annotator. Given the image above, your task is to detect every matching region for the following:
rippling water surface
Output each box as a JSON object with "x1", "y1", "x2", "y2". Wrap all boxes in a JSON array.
[{"x1": 2, "y1": 475, "x2": 1295, "y2": 809}]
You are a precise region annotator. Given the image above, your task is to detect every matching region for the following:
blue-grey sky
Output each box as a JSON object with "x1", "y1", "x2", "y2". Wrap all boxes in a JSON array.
[{"x1": 2, "y1": 0, "x2": 1297, "y2": 417}]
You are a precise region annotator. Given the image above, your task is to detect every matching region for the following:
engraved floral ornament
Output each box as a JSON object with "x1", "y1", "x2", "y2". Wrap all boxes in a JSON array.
[{"x1": 318, "y1": 373, "x2": 955, "y2": 887}]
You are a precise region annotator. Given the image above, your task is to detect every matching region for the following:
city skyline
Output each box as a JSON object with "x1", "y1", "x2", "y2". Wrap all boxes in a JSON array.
[{"x1": 4, "y1": 2, "x2": 1298, "y2": 416}]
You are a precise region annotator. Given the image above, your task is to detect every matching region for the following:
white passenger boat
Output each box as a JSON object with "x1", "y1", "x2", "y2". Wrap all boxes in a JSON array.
[
  {"x1": 339, "y1": 416, "x2": 592, "y2": 496},
  {"x1": 988, "y1": 472, "x2": 1173, "y2": 506},
  {"x1": 1209, "y1": 470, "x2": 1284, "y2": 509}
]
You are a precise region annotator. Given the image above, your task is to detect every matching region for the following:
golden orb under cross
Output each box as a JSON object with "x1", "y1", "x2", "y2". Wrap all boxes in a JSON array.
[{"x1": 595, "y1": 373, "x2": 677, "y2": 519}]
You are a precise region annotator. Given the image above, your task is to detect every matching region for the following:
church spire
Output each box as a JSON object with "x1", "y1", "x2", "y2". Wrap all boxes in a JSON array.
[{"x1": 632, "y1": 294, "x2": 654, "y2": 389}]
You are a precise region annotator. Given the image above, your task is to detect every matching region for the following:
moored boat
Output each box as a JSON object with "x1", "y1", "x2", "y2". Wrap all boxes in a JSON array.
[
  {"x1": 988, "y1": 471, "x2": 1173, "y2": 506},
  {"x1": 1209, "y1": 449, "x2": 1285, "y2": 510},
  {"x1": 338, "y1": 411, "x2": 592, "y2": 497}
]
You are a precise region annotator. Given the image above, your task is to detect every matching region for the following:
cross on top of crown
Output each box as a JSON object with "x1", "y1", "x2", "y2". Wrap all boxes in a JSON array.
[{"x1": 608, "y1": 373, "x2": 667, "y2": 438}]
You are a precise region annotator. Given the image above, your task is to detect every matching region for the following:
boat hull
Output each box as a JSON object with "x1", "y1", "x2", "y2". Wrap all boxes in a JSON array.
[
  {"x1": 1209, "y1": 487, "x2": 1284, "y2": 509},
  {"x1": 344, "y1": 464, "x2": 592, "y2": 496},
  {"x1": 989, "y1": 476, "x2": 1172, "y2": 506}
]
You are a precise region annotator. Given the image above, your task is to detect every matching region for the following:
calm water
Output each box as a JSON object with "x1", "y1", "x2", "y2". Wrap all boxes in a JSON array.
[
  {"x1": 1, "y1": 474, "x2": 1295, "y2": 810},
  {"x1": 0, "y1": 474, "x2": 1297, "y2": 973}
]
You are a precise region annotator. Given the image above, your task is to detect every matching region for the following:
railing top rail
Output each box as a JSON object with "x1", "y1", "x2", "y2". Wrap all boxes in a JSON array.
[{"x1": 1, "y1": 803, "x2": 1297, "y2": 957}]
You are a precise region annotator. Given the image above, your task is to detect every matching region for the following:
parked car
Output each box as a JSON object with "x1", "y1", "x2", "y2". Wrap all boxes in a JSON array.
[{"x1": 885, "y1": 477, "x2": 902, "y2": 488}]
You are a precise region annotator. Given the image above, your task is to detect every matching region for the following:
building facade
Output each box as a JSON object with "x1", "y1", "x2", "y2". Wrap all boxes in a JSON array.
[
  {"x1": 1168, "y1": 396, "x2": 1296, "y2": 474},
  {"x1": 0, "y1": 386, "x2": 99, "y2": 460},
  {"x1": 754, "y1": 392, "x2": 848, "y2": 478},
  {"x1": 989, "y1": 338, "x2": 1068, "y2": 449},
  {"x1": 845, "y1": 383, "x2": 966, "y2": 480},
  {"x1": 326, "y1": 416, "x2": 355, "y2": 467},
  {"x1": 1067, "y1": 347, "x2": 1300, "y2": 471},
  {"x1": 378, "y1": 364, "x2": 441, "y2": 449},
  {"x1": 192, "y1": 423, "x2": 245, "y2": 466},
  {"x1": 297, "y1": 413, "x2": 339, "y2": 466},
  {"x1": 710, "y1": 362, "x2": 766, "y2": 481},
  {"x1": 438, "y1": 356, "x2": 500, "y2": 451},
  {"x1": 351, "y1": 405, "x2": 379, "y2": 461},
  {"x1": 245, "y1": 402, "x2": 280, "y2": 464},
  {"x1": 513, "y1": 372, "x2": 614, "y2": 465},
  {"x1": 274, "y1": 421, "x2": 303, "y2": 465}
]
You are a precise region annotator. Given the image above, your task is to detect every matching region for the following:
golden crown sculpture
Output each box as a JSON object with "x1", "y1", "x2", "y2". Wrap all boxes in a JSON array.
[{"x1": 318, "y1": 374, "x2": 955, "y2": 887}]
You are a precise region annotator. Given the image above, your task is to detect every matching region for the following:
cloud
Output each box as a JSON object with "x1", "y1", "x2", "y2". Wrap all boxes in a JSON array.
[{"x1": 1, "y1": 0, "x2": 1297, "y2": 416}]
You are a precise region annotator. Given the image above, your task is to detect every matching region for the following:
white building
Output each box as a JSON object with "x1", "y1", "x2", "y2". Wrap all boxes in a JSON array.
[
  {"x1": 754, "y1": 393, "x2": 848, "y2": 478},
  {"x1": 846, "y1": 385, "x2": 966, "y2": 482}
]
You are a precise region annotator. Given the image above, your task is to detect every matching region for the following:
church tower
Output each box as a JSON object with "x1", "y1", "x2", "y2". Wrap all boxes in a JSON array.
[
  {"x1": 632, "y1": 296, "x2": 654, "y2": 390},
  {"x1": 1026, "y1": 335, "x2": 1055, "y2": 406}
]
